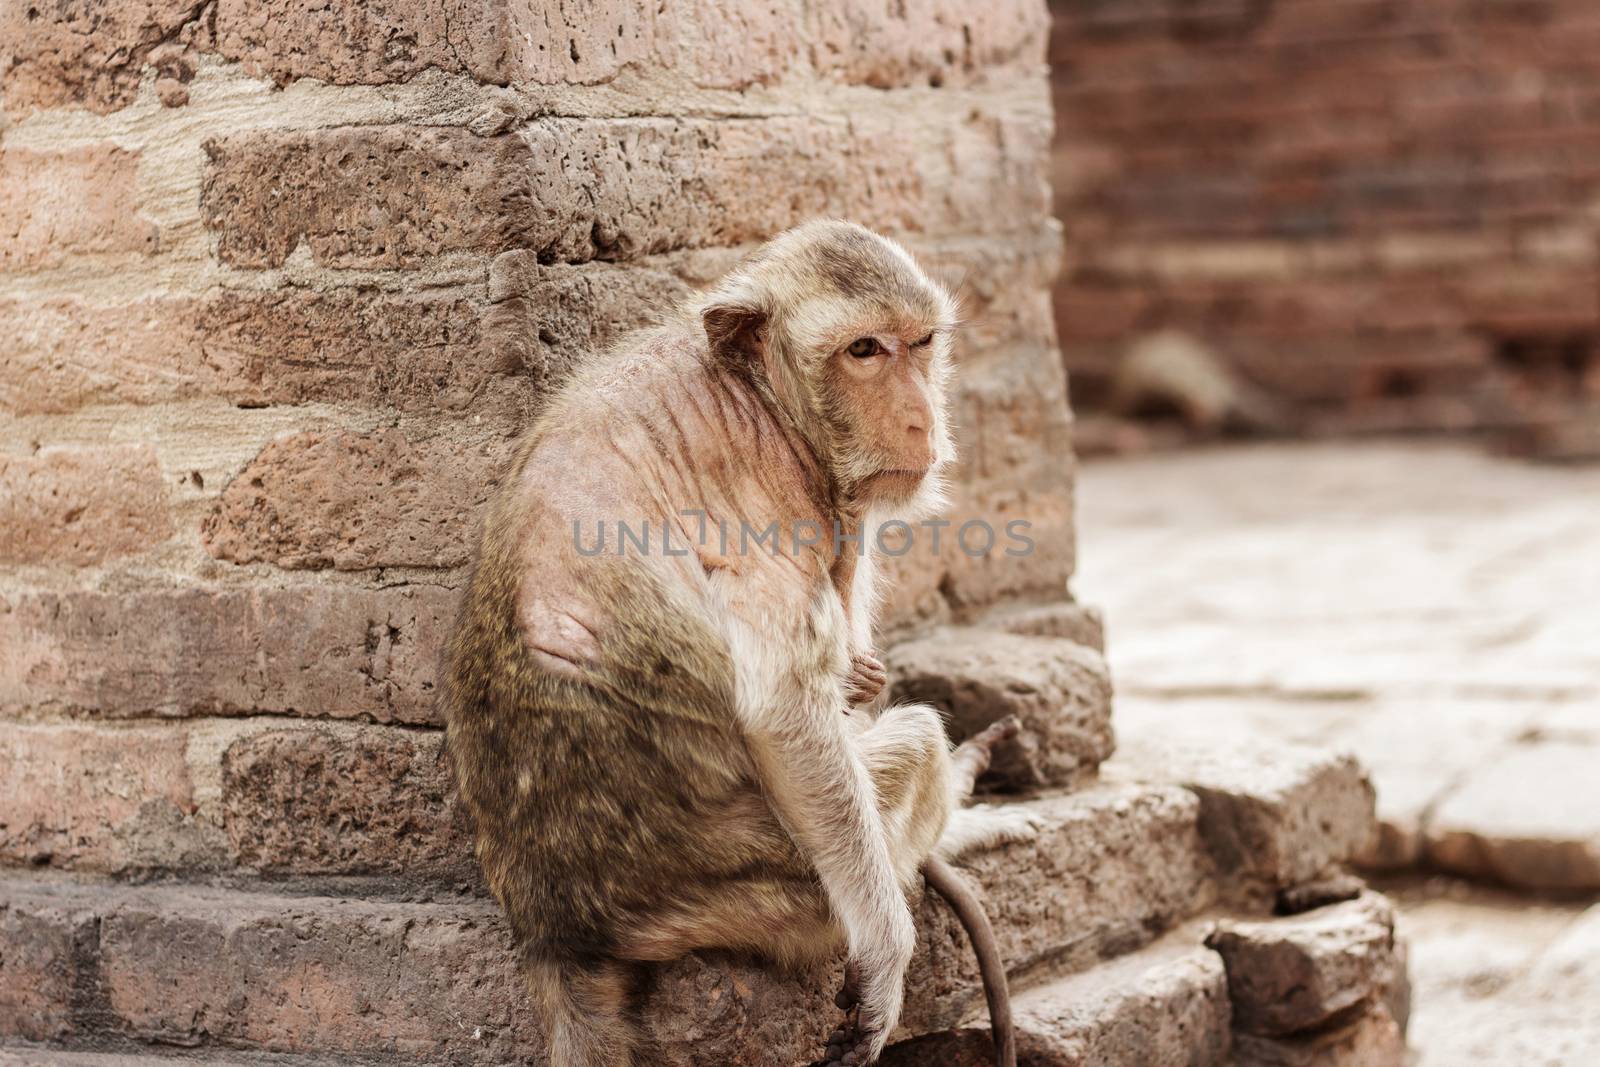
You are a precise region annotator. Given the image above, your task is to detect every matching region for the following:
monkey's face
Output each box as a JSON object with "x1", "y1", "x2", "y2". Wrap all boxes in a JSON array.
[{"x1": 819, "y1": 321, "x2": 954, "y2": 511}]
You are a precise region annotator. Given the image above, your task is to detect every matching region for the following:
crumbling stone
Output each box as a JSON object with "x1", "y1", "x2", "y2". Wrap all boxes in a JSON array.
[
  {"x1": 1206, "y1": 892, "x2": 1399, "y2": 1037},
  {"x1": 1108, "y1": 734, "x2": 1377, "y2": 896}
]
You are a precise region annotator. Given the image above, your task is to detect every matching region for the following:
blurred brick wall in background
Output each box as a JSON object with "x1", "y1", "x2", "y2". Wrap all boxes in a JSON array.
[
  {"x1": 1049, "y1": 0, "x2": 1600, "y2": 456},
  {"x1": 0, "y1": 1, "x2": 1077, "y2": 1059}
]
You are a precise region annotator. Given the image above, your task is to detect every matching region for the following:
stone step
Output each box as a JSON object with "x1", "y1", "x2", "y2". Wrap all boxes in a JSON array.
[
  {"x1": 881, "y1": 891, "x2": 1410, "y2": 1067},
  {"x1": 881, "y1": 921, "x2": 1230, "y2": 1067},
  {"x1": 2, "y1": 729, "x2": 1385, "y2": 1065},
  {"x1": 1104, "y1": 731, "x2": 1378, "y2": 905},
  {"x1": 0, "y1": 1047, "x2": 357, "y2": 1066},
  {"x1": 0, "y1": 783, "x2": 1213, "y2": 1066}
]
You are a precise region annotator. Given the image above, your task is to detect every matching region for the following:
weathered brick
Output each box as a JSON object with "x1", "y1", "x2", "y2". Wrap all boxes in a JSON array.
[
  {"x1": 209, "y1": 0, "x2": 529, "y2": 88},
  {"x1": 0, "y1": 891, "x2": 95, "y2": 1042},
  {"x1": 0, "y1": 0, "x2": 204, "y2": 113},
  {"x1": 0, "y1": 722, "x2": 198, "y2": 871},
  {"x1": 0, "y1": 297, "x2": 201, "y2": 416},
  {"x1": 1049, "y1": 0, "x2": 1600, "y2": 446},
  {"x1": 203, "y1": 427, "x2": 510, "y2": 571},
  {"x1": 0, "y1": 583, "x2": 455, "y2": 724},
  {"x1": 201, "y1": 112, "x2": 1050, "y2": 270},
  {"x1": 484, "y1": 254, "x2": 694, "y2": 387},
  {"x1": 1207, "y1": 893, "x2": 1399, "y2": 1037},
  {"x1": 220, "y1": 724, "x2": 474, "y2": 883},
  {"x1": 884, "y1": 931, "x2": 1230, "y2": 1067},
  {"x1": 809, "y1": 0, "x2": 1050, "y2": 88},
  {"x1": 195, "y1": 288, "x2": 497, "y2": 412},
  {"x1": 200, "y1": 127, "x2": 534, "y2": 270},
  {"x1": 0, "y1": 291, "x2": 491, "y2": 417},
  {"x1": 0, "y1": 446, "x2": 174, "y2": 566},
  {"x1": 0, "y1": 147, "x2": 157, "y2": 270},
  {"x1": 990, "y1": 600, "x2": 1107, "y2": 653}
]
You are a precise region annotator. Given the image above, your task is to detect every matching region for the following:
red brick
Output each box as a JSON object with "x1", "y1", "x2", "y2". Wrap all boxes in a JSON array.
[
  {"x1": 0, "y1": 147, "x2": 157, "y2": 270},
  {"x1": 200, "y1": 127, "x2": 534, "y2": 270},
  {"x1": 0, "y1": 0, "x2": 203, "y2": 113},
  {"x1": 209, "y1": 0, "x2": 527, "y2": 88},
  {"x1": 219, "y1": 724, "x2": 475, "y2": 884},
  {"x1": 1049, "y1": 0, "x2": 1600, "y2": 438},
  {"x1": 484, "y1": 254, "x2": 695, "y2": 386},
  {"x1": 0, "y1": 583, "x2": 454, "y2": 724},
  {"x1": 202, "y1": 427, "x2": 511, "y2": 571},
  {"x1": 0, "y1": 446, "x2": 174, "y2": 566},
  {"x1": 201, "y1": 113, "x2": 1049, "y2": 270},
  {"x1": 0, "y1": 892, "x2": 95, "y2": 1042},
  {"x1": 0, "y1": 298, "x2": 201, "y2": 416},
  {"x1": 0, "y1": 722, "x2": 196, "y2": 871},
  {"x1": 809, "y1": 0, "x2": 1049, "y2": 88},
  {"x1": 195, "y1": 288, "x2": 496, "y2": 411},
  {"x1": 0, "y1": 290, "x2": 490, "y2": 417}
]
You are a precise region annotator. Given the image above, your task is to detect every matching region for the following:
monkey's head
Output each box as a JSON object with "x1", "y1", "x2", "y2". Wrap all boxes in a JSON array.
[{"x1": 699, "y1": 220, "x2": 958, "y2": 514}]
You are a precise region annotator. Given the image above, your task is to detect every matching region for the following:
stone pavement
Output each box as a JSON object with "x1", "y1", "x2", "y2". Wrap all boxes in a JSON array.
[{"x1": 1074, "y1": 440, "x2": 1600, "y2": 1064}]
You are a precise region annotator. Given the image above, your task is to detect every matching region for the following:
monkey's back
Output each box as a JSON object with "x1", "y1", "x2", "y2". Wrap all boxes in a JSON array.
[{"x1": 443, "y1": 329, "x2": 816, "y2": 963}]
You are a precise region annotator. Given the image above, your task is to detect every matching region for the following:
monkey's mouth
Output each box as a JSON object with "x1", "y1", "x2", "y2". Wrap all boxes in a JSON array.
[{"x1": 864, "y1": 467, "x2": 931, "y2": 490}]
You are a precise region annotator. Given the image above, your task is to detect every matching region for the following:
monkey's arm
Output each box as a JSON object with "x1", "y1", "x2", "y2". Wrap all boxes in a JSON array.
[{"x1": 728, "y1": 623, "x2": 914, "y2": 1060}]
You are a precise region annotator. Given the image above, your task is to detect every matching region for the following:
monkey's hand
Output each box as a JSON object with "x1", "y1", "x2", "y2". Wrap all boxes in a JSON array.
[
  {"x1": 843, "y1": 650, "x2": 887, "y2": 709},
  {"x1": 815, "y1": 905, "x2": 913, "y2": 1066}
]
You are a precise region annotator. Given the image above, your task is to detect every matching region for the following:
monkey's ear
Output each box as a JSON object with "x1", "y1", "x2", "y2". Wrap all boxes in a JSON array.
[{"x1": 701, "y1": 300, "x2": 766, "y2": 368}]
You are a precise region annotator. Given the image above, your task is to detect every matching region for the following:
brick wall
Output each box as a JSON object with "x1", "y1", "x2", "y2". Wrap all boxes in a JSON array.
[
  {"x1": 0, "y1": 1, "x2": 1070, "y2": 1059},
  {"x1": 1050, "y1": 0, "x2": 1600, "y2": 447}
]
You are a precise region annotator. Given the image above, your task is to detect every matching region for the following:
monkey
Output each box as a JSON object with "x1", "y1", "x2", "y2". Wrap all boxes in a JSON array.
[{"x1": 443, "y1": 220, "x2": 1038, "y2": 1067}]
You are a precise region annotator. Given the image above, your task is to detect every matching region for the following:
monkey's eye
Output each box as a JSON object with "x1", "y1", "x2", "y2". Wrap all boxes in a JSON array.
[
  {"x1": 911, "y1": 333, "x2": 934, "y2": 348},
  {"x1": 847, "y1": 337, "x2": 881, "y2": 358}
]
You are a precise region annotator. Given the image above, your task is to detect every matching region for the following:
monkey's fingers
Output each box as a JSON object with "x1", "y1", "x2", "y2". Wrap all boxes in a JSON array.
[
  {"x1": 834, "y1": 961, "x2": 862, "y2": 1010},
  {"x1": 844, "y1": 663, "x2": 887, "y2": 707}
]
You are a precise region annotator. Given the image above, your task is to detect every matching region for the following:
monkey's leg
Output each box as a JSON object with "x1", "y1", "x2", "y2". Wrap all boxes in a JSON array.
[
  {"x1": 948, "y1": 715, "x2": 1020, "y2": 803},
  {"x1": 937, "y1": 716, "x2": 1042, "y2": 861}
]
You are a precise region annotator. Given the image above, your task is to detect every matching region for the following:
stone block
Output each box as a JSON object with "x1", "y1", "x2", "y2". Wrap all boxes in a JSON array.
[
  {"x1": 1107, "y1": 734, "x2": 1378, "y2": 896},
  {"x1": 1232, "y1": 1006, "x2": 1407, "y2": 1067},
  {"x1": 0, "y1": 583, "x2": 455, "y2": 724},
  {"x1": 887, "y1": 628, "x2": 1114, "y2": 789},
  {"x1": 202, "y1": 427, "x2": 511, "y2": 571},
  {"x1": 0, "y1": 722, "x2": 199, "y2": 872},
  {"x1": 1425, "y1": 739, "x2": 1600, "y2": 892},
  {"x1": 883, "y1": 927, "x2": 1230, "y2": 1067},
  {"x1": 0, "y1": 146, "x2": 156, "y2": 270},
  {"x1": 1206, "y1": 892, "x2": 1398, "y2": 1037},
  {"x1": 0, "y1": 446, "x2": 173, "y2": 566}
]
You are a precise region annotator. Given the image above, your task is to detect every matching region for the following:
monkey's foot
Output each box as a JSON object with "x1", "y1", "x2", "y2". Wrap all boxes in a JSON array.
[
  {"x1": 813, "y1": 1012, "x2": 878, "y2": 1067},
  {"x1": 937, "y1": 802, "x2": 1045, "y2": 860},
  {"x1": 844, "y1": 650, "x2": 887, "y2": 709}
]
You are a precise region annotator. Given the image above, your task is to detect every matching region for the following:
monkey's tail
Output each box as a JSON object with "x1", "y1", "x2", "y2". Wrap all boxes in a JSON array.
[
  {"x1": 924, "y1": 856, "x2": 1017, "y2": 1067},
  {"x1": 525, "y1": 954, "x2": 636, "y2": 1067}
]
